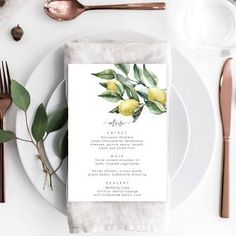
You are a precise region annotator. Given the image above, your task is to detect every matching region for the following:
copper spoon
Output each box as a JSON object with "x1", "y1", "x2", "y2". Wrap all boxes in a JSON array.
[{"x1": 43, "y1": 0, "x2": 166, "y2": 21}]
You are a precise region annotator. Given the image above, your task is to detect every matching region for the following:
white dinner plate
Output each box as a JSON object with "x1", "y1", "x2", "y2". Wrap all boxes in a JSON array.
[{"x1": 15, "y1": 31, "x2": 216, "y2": 214}]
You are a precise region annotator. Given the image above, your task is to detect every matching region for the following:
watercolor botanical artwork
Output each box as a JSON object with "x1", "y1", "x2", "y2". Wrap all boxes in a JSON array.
[
  {"x1": 92, "y1": 64, "x2": 167, "y2": 122},
  {"x1": 68, "y1": 64, "x2": 168, "y2": 202}
]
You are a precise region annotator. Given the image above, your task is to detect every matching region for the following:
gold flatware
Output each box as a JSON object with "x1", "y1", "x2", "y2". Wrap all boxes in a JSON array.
[
  {"x1": 219, "y1": 58, "x2": 233, "y2": 218},
  {"x1": 0, "y1": 61, "x2": 12, "y2": 203},
  {"x1": 43, "y1": 0, "x2": 166, "y2": 21}
]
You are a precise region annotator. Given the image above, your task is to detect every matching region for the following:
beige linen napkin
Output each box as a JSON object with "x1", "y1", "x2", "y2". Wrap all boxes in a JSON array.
[{"x1": 65, "y1": 40, "x2": 170, "y2": 234}]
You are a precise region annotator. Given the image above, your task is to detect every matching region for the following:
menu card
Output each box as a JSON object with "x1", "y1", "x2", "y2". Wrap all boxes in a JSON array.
[{"x1": 68, "y1": 64, "x2": 168, "y2": 202}]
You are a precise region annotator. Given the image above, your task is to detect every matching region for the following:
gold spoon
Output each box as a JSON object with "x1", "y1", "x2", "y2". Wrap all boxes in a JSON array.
[{"x1": 43, "y1": 0, "x2": 166, "y2": 21}]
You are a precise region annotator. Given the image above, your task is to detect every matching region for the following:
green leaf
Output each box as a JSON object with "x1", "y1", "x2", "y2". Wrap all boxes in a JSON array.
[
  {"x1": 143, "y1": 65, "x2": 158, "y2": 87},
  {"x1": 154, "y1": 101, "x2": 167, "y2": 112},
  {"x1": 137, "y1": 90, "x2": 148, "y2": 100},
  {"x1": 11, "y1": 80, "x2": 30, "y2": 111},
  {"x1": 116, "y1": 74, "x2": 133, "y2": 87},
  {"x1": 109, "y1": 106, "x2": 119, "y2": 114},
  {"x1": 133, "y1": 106, "x2": 143, "y2": 122},
  {"x1": 59, "y1": 130, "x2": 68, "y2": 160},
  {"x1": 115, "y1": 64, "x2": 130, "y2": 75},
  {"x1": 133, "y1": 64, "x2": 143, "y2": 82},
  {"x1": 145, "y1": 101, "x2": 166, "y2": 114},
  {"x1": 123, "y1": 84, "x2": 139, "y2": 101},
  {"x1": 0, "y1": 130, "x2": 15, "y2": 143},
  {"x1": 47, "y1": 107, "x2": 68, "y2": 134},
  {"x1": 92, "y1": 69, "x2": 116, "y2": 80},
  {"x1": 31, "y1": 103, "x2": 48, "y2": 142},
  {"x1": 115, "y1": 82, "x2": 125, "y2": 96},
  {"x1": 98, "y1": 91, "x2": 122, "y2": 102},
  {"x1": 99, "y1": 82, "x2": 107, "y2": 89}
]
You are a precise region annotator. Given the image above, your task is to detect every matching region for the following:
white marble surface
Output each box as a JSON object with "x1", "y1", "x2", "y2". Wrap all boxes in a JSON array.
[
  {"x1": 0, "y1": 0, "x2": 26, "y2": 26},
  {"x1": 0, "y1": 0, "x2": 236, "y2": 235}
]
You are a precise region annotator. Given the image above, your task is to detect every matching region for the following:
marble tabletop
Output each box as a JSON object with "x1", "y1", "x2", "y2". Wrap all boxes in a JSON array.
[{"x1": 0, "y1": 0, "x2": 236, "y2": 235}]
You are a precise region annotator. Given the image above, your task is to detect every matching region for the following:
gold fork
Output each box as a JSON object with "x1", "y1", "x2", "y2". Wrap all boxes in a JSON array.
[{"x1": 0, "y1": 61, "x2": 12, "y2": 203}]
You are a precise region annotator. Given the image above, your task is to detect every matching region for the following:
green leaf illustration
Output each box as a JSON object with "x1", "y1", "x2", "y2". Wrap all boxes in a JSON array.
[
  {"x1": 115, "y1": 82, "x2": 125, "y2": 97},
  {"x1": 137, "y1": 90, "x2": 148, "y2": 100},
  {"x1": 92, "y1": 69, "x2": 116, "y2": 80},
  {"x1": 154, "y1": 101, "x2": 167, "y2": 112},
  {"x1": 109, "y1": 106, "x2": 119, "y2": 114},
  {"x1": 98, "y1": 91, "x2": 122, "y2": 102},
  {"x1": 31, "y1": 103, "x2": 48, "y2": 142},
  {"x1": 123, "y1": 84, "x2": 139, "y2": 101},
  {"x1": 47, "y1": 107, "x2": 68, "y2": 134},
  {"x1": 11, "y1": 80, "x2": 30, "y2": 111},
  {"x1": 132, "y1": 105, "x2": 144, "y2": 122},
  {"x1": 0, "y1": 130, "x2": 15, "y2": 143},
  {"x1": 116, "y1": 74, "x2": 133, "y2": 87},
  {"x1": 143, "y1": 65, "x2": 158, "y2": 87},
  {"x1": 115, "y1": 64, "x2": 130, "y2": 75},
  {"x1": 145, "y1": 101, "x2": 166, "y2": 114},
  {"x1": 133, "y1": 64, "x2": 143, "y2": 82},
  {"x1": 59, "y1": 130, "x2": 68, "y2": 160},
  {"x1": 99, "y1": 82, "x2": 107, "y2": 88}
]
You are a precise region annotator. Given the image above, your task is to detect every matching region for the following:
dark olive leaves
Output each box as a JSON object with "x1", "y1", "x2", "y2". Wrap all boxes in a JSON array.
[
  {"x1": 133, "y1": 64, "x2": 143, "y2": 82},
  {"x1": 115, "y1": 82, "x2": 125, "y2": 97},
  {"x1": 92, "y1": 69, "x2": 116, "y2": 80},
  {"x1": 47, "y1": 107, "x2": 68, "y2": 134},
  {"x1": 11, "y1": 80, "x2": 30, "y2": 111},
  {"x1": 145, "y1": 101, "x2": 166, "y2": 114},
  {"x1": 99, "y1": 82, "x2": 107, "y2": 89},
  {"x1": 143, "y1": 65, "x2": 158, "y2": 87},
  {"x1": 31, "y1": 103, "x2": 48, "y2": 143},
  {"x1": 123, "y1": 84, "x2": 139, "y2": 101},
  {"x1": 137, "y1": 90, "x2": 148, "y2": 100},
  {"x1": 116, "y1": 74, "x2": 133, "y2": 87},
  {"x1": 0, "y1": 130, "x2": 15, "y2": 143},
  {"x1": 109, "y1": 106, "x2": 119, "y2": 114},
  {"x1": 115, "y1": 64, "x2": 130, "y2": 75},
  {"x1": 98, "y1": 91, "x2": 122, "y2": 102},
  {"x1": 59, "y1": 130, "x2": 68, "y2": 160},
  {"x1": 132, "y1": 105, "x2": 143, "y2": 123}
]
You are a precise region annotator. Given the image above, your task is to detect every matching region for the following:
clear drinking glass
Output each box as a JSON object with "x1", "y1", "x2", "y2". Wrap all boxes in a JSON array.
[{"x1": 185, "y1": 0, "x2": 236, "y2": 54}]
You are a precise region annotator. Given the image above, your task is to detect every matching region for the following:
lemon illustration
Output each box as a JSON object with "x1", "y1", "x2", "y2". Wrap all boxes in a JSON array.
[
  {"x1": 148, "y1": 87, "x2": 166, "y2": 105},
  {"x1": 107, "y1": 80, "x2": 119, "y2": 93},
  {"x1": 119, "y1": 99, "x2": 139, "y2": 116}
]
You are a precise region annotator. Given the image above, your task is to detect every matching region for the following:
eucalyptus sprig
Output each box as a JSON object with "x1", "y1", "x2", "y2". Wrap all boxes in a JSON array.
[
  {"x1": 92, "y1": 64, "x2": 167, "y2": 122},
  {"x1": 0, "y1": 80, "x2": 68, "y2": 190}
]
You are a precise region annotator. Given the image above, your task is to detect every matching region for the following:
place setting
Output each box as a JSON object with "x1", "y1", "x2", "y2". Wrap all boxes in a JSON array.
[{"x1": 0, "y1": 0, "x2": 236, "y2": 234}]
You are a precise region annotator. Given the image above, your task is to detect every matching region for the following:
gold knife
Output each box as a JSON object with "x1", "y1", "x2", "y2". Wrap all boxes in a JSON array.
[{"x1": 219, "y1": 58, "x2": 233, "y2": 218}]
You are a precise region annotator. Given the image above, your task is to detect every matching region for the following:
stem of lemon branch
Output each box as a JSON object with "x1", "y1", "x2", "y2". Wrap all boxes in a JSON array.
[{"x1": 126, "y1": 76, "x2": 147, "y2": 88}]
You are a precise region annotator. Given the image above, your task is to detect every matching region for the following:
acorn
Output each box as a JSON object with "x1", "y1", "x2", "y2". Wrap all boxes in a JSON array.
[
  {"x1": 11, "y1": 24, "x2": 24, "y2": 41},
  {"x1": 0, "y1": 0, "x2": 5, "y2": 7}
]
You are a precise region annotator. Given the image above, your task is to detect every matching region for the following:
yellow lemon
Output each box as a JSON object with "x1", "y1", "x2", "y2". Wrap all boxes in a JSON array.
[
  {"x1": 119, "y1": 99, "x2": 139, "y2": 116},
  {"x1": 148, "y1": 87, "x2": 166, "y2": 105},
  {"x1": 107, "y1": 80, "x2": 119, "y2": 93}
]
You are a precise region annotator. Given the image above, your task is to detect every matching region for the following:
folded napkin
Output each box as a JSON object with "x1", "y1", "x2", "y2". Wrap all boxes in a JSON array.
[{"x1": 65, "y1": 40, "x2": 171, "y2": 234}]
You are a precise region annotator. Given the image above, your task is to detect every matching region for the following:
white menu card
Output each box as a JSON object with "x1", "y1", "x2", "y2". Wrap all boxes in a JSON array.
[{"x1": 68, "y1": 64, "x2": 168, "y2": 202}]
